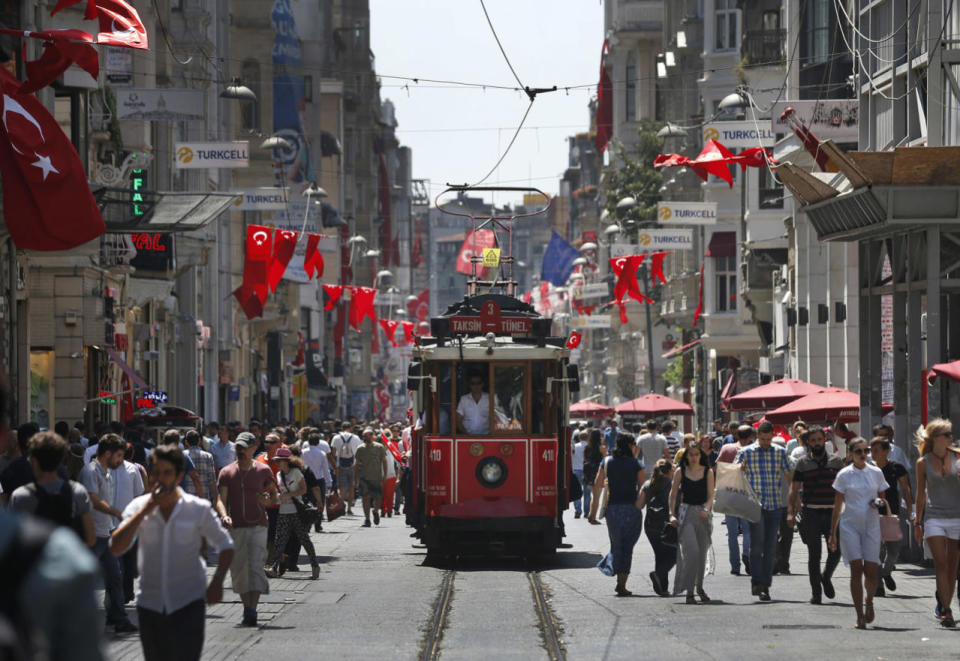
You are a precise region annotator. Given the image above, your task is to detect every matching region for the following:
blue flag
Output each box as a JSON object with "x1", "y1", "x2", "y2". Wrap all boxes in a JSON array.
[{"x1": 541, "y1": 231, "x2": 581, "y2": 286}]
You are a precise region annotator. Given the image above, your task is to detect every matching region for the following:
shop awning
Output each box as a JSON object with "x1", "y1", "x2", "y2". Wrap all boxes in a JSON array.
[
  {"x1": 93, "y1": 186, "x2": 240, "y2": 233},
  {"x1": 661, "y1": 338, "x2": 700, "y2": 359},
  {"x1": 706, "y1": 231, "x2": 736, "y2": 257},
  {"x1": 104, "y1": 347, "x2": 148, "y2": 388}
]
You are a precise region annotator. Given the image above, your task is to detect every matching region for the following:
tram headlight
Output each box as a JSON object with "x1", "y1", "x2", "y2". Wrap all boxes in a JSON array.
[{"x1": 475, "y1": 457, "x2": 508, "y2": 489}]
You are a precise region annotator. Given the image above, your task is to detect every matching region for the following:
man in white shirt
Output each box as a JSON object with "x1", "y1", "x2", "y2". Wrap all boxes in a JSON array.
[
  {"x1": 331, "y1": 422, "x2": 362, "y2": 514},
  {"x1": 636, "y1": 420, "x2": 671, "y2": 469},
  {"x1": 111, "y1": 445, "x2": 233, "y2": 661},
  {"x1": 456, "y1": 374, "x2": 490, "y2": 435},
  {"x1": 571, "y1": 426, "x2": 586, "y2": 518},
  {"x1": 302, "y1": 432, "x2": 331, "y2": 530},
  {"x1": 112, "y1": 452, "x2": 145, "y2": 604}
]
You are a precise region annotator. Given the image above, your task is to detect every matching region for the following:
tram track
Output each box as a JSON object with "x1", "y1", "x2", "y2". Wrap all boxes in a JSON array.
[{"x1": 419, "y1": 567, "x2": 566, "y2": 661}]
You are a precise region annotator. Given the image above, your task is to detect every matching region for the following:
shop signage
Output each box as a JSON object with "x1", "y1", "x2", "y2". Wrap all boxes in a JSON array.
[
  {"x1": 571, "y1": 315, "x2": 612, "y2": 329},
  {"x1": 174, "y1": 141, "x2": 249, "y2": 169},
  {"x1": 235, "y1": 187, "x2": 290, "y2": 210},
  {"x1": 703, "y1": 121, "x2": 776, "y2": 148},
  {"x1": 574, "y1": 282, "x2": 610, "y2": 300},
  {"x1": 769, "y1": 99, "x2": 858, "y2": 141},
  {"x1": 656, "y1": 201, "x2": 717, "y2": 226},
  {"x1": 611, "y1": 229, "x2": 693, "y2": 255},
  {"x1": 130, "y1": 169, "x2": 146, "y2": 216},
  {"x1": 117, "y1": 88, "x2": 206, "y2": 121}
]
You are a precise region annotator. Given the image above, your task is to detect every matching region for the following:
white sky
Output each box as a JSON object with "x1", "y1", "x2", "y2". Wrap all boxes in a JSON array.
[{"x1": 369, "y1": 0, "x2": 605, "y2": 207}]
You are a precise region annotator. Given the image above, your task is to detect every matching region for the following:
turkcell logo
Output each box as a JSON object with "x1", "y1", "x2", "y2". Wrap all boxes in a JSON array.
[
  {"x1": 174, "y1": 141, "x2": 250, "y2": 169},
  {"x1": 703, "y1": 121, "x2": 776, "y2": 147}
]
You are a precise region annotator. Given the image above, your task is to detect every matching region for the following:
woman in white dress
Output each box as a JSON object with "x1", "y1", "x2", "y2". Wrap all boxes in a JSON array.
[{"x1": 829, "y1": 438, "x2": 890, "y2": 629}]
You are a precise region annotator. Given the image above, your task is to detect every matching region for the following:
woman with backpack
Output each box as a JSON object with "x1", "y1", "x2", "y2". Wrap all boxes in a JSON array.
[{"x1": 637, "y1": 459, "x2": 677, "y2": 596}]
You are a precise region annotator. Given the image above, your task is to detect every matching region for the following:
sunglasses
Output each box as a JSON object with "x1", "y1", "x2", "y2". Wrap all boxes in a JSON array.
[
  {"x1": 938, "y1": 432, "x2": 954, "y2": 438},
  {"x1": 852, "y1": 448, "x2": 867, "y2": 455}
]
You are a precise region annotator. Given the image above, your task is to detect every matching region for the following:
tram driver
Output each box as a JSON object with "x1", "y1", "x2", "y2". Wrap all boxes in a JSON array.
[{"x1": 456, "y1": 372, "x2": 491, "y2": 435}]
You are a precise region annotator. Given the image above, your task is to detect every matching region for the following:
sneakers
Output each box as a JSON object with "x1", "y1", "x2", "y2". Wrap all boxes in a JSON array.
[
  {"x1": 758, "y1": 590, "x2": 771, "y2": 602},
  {"x1": 311, "y1": 562, "x2": 320, "y2": 580},
  {"x1": 730, "y1": 568, "x2": 741, "y2": 576},
  {"x1": 363, "y1": 519, "x2": 372, "y2": 527},
  {"x1": 742, "y1": 554, "x2": 751, "y2": 576},
  {"x1": 241, "y1": 607, "x2": 257, "y2": 627},
  {"x1": 574, "y1": 512, "x2": 582, "y2": 519},
  {"x1": 113, "y1": 621, "x2": 138, "y2": 634},
  {"x1": 822, "y1": 576, "x2": 836, "y2": 600},
  {"x1": 883, "y1": 574, "x2": 896, "y2": 592},
  {"x1": 373, "y1": 511, "x2": 380, "y2": 525}
]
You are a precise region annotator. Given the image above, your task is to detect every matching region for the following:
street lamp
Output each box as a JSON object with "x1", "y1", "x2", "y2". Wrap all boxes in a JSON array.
[
  {"x1": 220, "y1": 77, "x2": 256, "y2": 101},
  {"x1": 260, "y1": 136, "x2": 293, "y2": 151},
  {"x1": 718, "y1": 88, "x2": 749, "y2": 116},
  {"x1": 657, "y1": 123, "x2": 687, "y2": 139}
]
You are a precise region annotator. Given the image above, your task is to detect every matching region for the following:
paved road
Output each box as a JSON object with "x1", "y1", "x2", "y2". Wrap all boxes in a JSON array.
[{"x1": 105, "y1": 507, "x2": 958, "y2": 660}]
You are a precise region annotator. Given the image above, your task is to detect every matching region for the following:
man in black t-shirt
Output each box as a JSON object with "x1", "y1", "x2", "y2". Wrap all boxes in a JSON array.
[{"x1": 870, "y1": 437, "x2": 913, "y2": 596}]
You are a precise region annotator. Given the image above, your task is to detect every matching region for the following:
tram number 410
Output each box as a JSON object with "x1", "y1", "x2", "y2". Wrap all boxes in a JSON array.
[
  {"x1": 541, "y1": 449, "x2": 555, "y2": 462},
  {"x1": 430, "y1": 449, "x2": 443, "y2": 462}
]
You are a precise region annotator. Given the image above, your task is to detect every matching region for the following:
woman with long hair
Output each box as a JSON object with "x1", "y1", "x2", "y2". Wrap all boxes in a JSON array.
[
  {"x1": 637, "y1": 459, "x2": 677, "y2": 596},
  {"x1": 914, "y1": 418, "x2": 960, "y2": 627},
  {"x1": 829, "y1": 438, "x2": 890, "y2": 629},
  {"x1": 585, "y1": 429, "x2": 607, "y2": 524},
  {"x1": 595, "y1": 434, "x2": 646, "y2": 596},
  {"x1": 268, "y1": 447, "x2": 320, "y2": 580},
  {"x1": 669, "y1": 439, "x2": 715, "y2": 603}
]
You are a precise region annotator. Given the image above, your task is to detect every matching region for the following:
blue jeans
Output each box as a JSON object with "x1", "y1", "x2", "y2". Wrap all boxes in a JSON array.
[
  {"x1": 725, "y1": 515, "x2": 751, "y2": 572},
  {"x1": 605, "y1": 503, "x2": 644, "y2": 574},
  {"x1": 748, "y1": 508, "x2": 783, "y2": 591},
  {"x1": 573, "y1": 469, "x2": 584, "y2": 514},
  {"x1": 93, "y1": 536, "x2": 129, "y2": 625}
]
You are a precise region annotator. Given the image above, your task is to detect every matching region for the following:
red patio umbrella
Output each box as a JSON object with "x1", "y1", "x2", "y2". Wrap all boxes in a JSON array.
[
  {"x1": 765, "y1": 388, "x2": 893, "y2": 424},
  {"x1": 615, "y1": 393, "x2": 694, "y2": 416},
  {"x1": 569, "y1": 400, "x2": 615, "y2": 419},
  {"x1": 929, "y1": 360, "x2": 960, "y2": 383},
  {"x1": 725, "y1": 378, "x2": 824, "y2": 411}
]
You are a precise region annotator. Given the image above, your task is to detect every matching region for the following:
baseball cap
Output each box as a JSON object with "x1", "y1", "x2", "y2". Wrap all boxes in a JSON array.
[
  {"x1": 363, "y1": 426, "x2": 374, "y2": 434},
  {"x1": 235, "y1": 432, "x2": 256, "y2": 448}
]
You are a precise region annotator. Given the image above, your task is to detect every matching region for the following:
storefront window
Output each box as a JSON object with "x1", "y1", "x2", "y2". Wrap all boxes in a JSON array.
[{"x1": 30, "y1": 350, "x2": 55, "y2": 428}]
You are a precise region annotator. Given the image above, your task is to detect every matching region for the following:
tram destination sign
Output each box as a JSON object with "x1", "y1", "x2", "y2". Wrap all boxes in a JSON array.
[{"x1": 449, "y1": 316, "x2": 532, "y2": 335}]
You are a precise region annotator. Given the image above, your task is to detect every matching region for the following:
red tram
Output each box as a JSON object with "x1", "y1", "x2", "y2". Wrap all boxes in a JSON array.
[{"x1": 407, "y1": 188, "x2": 578, "y2": 559}]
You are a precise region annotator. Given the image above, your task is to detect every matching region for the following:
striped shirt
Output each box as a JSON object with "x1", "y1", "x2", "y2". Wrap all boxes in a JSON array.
[
  {"x1": 735, "y1": 443, "x2": 791, "y2": 510},
  {"x1": 793, "y1": 454, "x2": 844, "y2": 507}
]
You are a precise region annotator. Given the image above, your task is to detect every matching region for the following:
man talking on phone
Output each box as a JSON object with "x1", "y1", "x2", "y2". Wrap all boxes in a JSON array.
[{"x1": 110, "y1": 445, "x2": 234, "y2": 661}]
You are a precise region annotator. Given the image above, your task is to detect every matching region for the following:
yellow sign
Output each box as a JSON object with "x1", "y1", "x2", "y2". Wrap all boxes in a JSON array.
[
  {"x1": 703, "y1": 126, "x2": 720, "y2": 141},
  {"x1": 482, "y1": 248, "x2": 501, "y2": 267},
  {"x1": 658, "y1": 206, "x2": 672, "y2": 221},
  {"x1": 523, "y1": 193, "x2": 548, "y2": 206},
  {"x1": 176, "y1": 146, "x2": 194, "y2": 163}
]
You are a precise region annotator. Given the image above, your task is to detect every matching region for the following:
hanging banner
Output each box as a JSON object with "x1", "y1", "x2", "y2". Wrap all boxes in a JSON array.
[
  {"x1": 174, "y1": 142, "x2": 249, "y2": 169},
  {"x1": 611, "y1": 230, "x2": 693, "y2": 255},
  {"x1": 235, "y1": 187, "x2": 290, "y2": 210},
  {"x1": 703, "y1": 121, "x2": 776, "y2": 148},
  {"x1": 770, "y1": 99, "x2": 858, "y2": 141},
  {"x1": 272, "y1": 0, "x2": 314, "y2": 185},
  {"x1": 657, "y1": 201, "x2": 717, "y2": 225}
]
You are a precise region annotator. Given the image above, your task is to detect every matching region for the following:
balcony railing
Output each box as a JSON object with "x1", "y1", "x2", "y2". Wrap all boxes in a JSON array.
[{"x1": 741, "y1": 29, "x2": 785, "y2": 67}]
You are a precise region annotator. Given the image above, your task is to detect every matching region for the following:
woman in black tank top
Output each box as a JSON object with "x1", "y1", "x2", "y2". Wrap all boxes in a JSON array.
[{"x1": 669, "y1": 439, "x2": 715, "y2": 603}]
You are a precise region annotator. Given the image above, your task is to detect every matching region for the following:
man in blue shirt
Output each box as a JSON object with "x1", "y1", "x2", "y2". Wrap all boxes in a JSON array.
[
  {"x1": 604, "y1": 419, "x2": 619, "y2": 453},
  {"x1": 722, "y1": 421, "x2": 740, "y2": 445},
  {"x1": 736, "y1": 420, "x2": 792, "y2": 602}
]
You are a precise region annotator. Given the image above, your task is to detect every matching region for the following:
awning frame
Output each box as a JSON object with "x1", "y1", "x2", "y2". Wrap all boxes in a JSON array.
[{"x1": 92, "y1": 186, "x2": 240, "y2": 233}]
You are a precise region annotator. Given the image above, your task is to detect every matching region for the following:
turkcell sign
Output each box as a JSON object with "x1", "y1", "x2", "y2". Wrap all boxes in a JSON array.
[
  {"x1": 703, "y1": 121, "x2": 775, "y2": 148},
  {"x1": 235, "y1": 187, "x2": 290, "y2": 210},
  {"x1": 174, "y1": 141, "x2": 249, "y2": 169},
  {"x1": 611, "y1": 229, "x2": 693, "y2": 255},
  {"x1": 656, "y1": 201, "x2": 718, "y2": 226}
]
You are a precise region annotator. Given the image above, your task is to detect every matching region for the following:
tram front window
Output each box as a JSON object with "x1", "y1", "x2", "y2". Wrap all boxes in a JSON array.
[
  {"x1": 456, "y1": 369, "x2": 490, "y2": 435},
  {"x1": 492, "y1": 365, "x2": 524, "y2": 432}
]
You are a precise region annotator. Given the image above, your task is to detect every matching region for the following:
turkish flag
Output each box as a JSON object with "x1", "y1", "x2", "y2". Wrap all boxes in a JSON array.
[
  {"x1": 267, "y1": 229, "x2": 298, "y2": 291},
  {"x1": 691, "y1": 139, "x2": 735, "y2": 186},
  {"x1": 0, "y1": 70, "x2": 105, "y2": 250},
  {"x1": 18, "y1": 31, "x2": 98, "y2": 94},
  {"x1": 649, "y1": 251, "x2": 669, "y2": 287},
  {"x1": 381, "y1": 432, "x2": 404, "y2": 464},
  {"x1": 304, "y1": 233, "x2": 324, "y2": 279},
  {"x1": 95, "y1": 0, "x2": 148, "y2": 49},
  {"x1": 610, "y1": 255, "x2": 651, "y2": 304},
  {"x1": 50, "y1": 0, "x2": 98, "y2": 19},
  {"x1": 232, "y1": 225, "x2": 272, "y2": 319},
  {"x1": 455, "y1": 229, "x2": 496, "y2": 276},
  {"x1": 693, "y1": 264, "x2": 705, "y2": 327},
  {"x1": 378, "y1": 319, "x2": 400, "y2": 346},
  {"x1": 614, "y1": 300, "x2": 629, "y2": 324},
  {"x1": 323, "y1": 284, "x2": 344, "y2": 311},
  {"x1": 407, "y1": 288, "x2": 430, "y2": 323},
  {"x1": 348, "y1": 286, "x2": 377, "y2": 331},
  {"x1": 567, "y1": 331, "x2": 582, "y2": 349},
  {"x1": 401, "y1": 321, "x2": 416, "y2": 344}
]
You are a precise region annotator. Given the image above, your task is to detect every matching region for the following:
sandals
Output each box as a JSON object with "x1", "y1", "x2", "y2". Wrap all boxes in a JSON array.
[
  {"x1": 685, "y1": 595, "x2": 697, "y2": 605},
  {"x1": 697, "y1": 588, "x2": 711, "y2": 603},
  {"x1": 864, "y1": 599, "x2": 874, "y2": 623},
  {"x1": 855, "y1": 616, "x2": 866, "y2": 630},
  {"x1": 941, "y1": 608, "x2": 956, "y2": 628}
]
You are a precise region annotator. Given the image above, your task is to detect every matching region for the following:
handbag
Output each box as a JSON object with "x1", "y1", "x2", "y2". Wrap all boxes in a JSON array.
[
  {"x1": 712, "y1": 462, "x2": 762, "y2": 523},
  {"x1": 660, "y1": 521, "x2": 679, "y2": 547},
  {"x1": 293, "y1": 497, "x2": 318, "y2": 527},
  {"x1": 880, "y1": 514, "x2": 903, "y2": 542},
  {"x1": 325, "y1": 491, "x2": 346, "y2": 522}
]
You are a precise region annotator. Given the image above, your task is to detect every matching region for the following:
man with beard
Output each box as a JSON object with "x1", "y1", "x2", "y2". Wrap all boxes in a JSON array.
[{"x1": 788, "y1": 426, "x2": 844, "y2": 604}]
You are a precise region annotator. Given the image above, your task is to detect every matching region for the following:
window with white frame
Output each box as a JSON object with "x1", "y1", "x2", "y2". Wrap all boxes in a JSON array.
[
  {"x1": 715, "y1": 0, "x2": 740, "y2": 52},
  {"x1": 715, "y1": 255, "x2": 737, "y2": 312}
]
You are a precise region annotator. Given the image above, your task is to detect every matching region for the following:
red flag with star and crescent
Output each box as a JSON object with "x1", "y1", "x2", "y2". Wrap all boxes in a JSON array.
[
  {"x1": 94, "y1": 0, "x2": 148, "y2": 49},
  {"x1": 266, "y1": 229, "x2": 298, "y2": 291},
  {"x1": 323, "y1": 284, "x2": 344, "y2": 311},
  {"x1": 347, "y1": 286, "x2": 377, "y2": 331},
  {"x1": 0, "y1": 69, "x2": 105, "y2": 250},
  {"x1": 233, "y1": 225, "x2": 273, "y2": 319},
  {"x1": 304, "y1": 233, "x2": 324, "y2": 279},
  {"x1": 610, "y1": 255, "x2": 652, "y2": 305}
]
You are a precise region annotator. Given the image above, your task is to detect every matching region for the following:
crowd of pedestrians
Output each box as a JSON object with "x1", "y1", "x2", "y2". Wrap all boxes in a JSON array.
[
  {"x1": 581, "y1": 415, "x2": 960, "y2": 630},
  {"x1": 0, "y1": 396, "x2": 414, "y2": 660}
]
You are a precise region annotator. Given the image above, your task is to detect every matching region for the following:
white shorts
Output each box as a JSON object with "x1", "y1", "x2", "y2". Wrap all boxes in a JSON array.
[
  {"x1": 838, "y1": 518, "x2": 881, "y2": 566},
  {"x1": 924, "y1": 517, "x2": 960, "y2": 540},
  {"x1": 230, "y1": 526, "x2": 270, "y2": 595}
]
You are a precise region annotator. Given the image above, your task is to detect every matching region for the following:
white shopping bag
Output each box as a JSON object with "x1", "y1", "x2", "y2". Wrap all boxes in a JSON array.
[{"x1": 713, "y1": 462, "x2": 762, "y2": 523}]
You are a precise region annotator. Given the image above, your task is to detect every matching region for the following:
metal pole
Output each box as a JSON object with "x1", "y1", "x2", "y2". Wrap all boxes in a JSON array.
[{"x1": 642, "y1": 264, "x2": 655, "y2": 393}]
